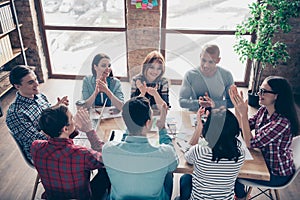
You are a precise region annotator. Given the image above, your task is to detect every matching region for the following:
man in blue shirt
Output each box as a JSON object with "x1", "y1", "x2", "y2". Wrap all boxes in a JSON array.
[{"x1": 102, "y1": 96, "x2": 179, "y2": 200}]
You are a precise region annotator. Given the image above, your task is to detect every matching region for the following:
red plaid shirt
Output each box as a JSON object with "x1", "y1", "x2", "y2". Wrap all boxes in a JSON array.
[
  {"x1": 249, "y1": 106, "x2": 295, "y2": 176},
  {"x1": 31, "y1": 130, "x2": 104, "y2": 199}
]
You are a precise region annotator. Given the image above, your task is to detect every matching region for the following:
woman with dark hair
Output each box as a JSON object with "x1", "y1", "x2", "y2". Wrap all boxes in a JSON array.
[
  {"x1": 230, "y1": 76, "x2": 299, "y2": 200},
  {"x1": 131, "y1": 50, "x2": 170, "y2": 108},
  {"x1": 178, "y1": 107, "x2": 245, "y2": 200},
  {"x1": 82, "y1": 53, "x2": 124, "y2": 110}
]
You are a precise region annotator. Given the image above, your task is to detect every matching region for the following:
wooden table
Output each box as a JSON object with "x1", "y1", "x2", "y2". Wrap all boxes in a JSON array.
[{"x1": 83, "y1": 108, "x2": 270, "y2": 181}]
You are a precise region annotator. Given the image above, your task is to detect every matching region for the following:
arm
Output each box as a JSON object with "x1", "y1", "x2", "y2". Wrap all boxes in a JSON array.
[
  {"x1": 75, "y1": 108, "x2": 104, "y2": 152},
  {"x1": 82, "y1": 77, "x2": 98, "y2": 108},
  {"x1": 156, "y1": 102, "x2": 172, "y2": 145},
  {"x1": 159, "y1": 78, "x2": 170, "y2": 106},
  {"x1": 229, "y1": 85, "x2": 252, "y2": 147},
  {"x1": 189, "y1": 108, "x2": 205, "y2": 145},
  {"x1": 104, "y1": 79, "x2": 124, "y2": 111},
  {"x1": 179, "y1": 73, "x2": 200, "y2": 110},
  {"x1": 6, "y1": 110, "x2": 48, "y2": 161}
]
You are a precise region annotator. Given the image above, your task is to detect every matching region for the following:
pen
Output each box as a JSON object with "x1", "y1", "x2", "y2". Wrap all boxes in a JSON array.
[{"x1": 176, "y1": 142, "x2": 182, "y2": 148}]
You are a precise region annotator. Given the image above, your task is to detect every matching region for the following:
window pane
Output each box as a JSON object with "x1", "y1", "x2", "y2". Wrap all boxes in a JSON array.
[
  {"x1": 167, "y1": 0, "x2": 256, "y2": 30},
  {"x1": 42, "y1": 0, "x2": 125, "y2": 27},
  {"x1": 164, "y1": 34, "x2": 250, "y2": 82},
  {"x1": 46, "y1": 30, "x2": 127, "y2": 77}
]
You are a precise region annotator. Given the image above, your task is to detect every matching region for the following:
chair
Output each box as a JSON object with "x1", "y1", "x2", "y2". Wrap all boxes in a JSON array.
[
  {"x1": 238, "y1": 135, "x2": 300, "y2": 200},
  {"x1": 9, "y1": 131, "x2": 41, "y2": 200}
]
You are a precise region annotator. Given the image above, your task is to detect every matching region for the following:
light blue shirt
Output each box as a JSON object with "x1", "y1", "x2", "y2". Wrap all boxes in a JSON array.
[{"x1": 102, "y1": 129, "x2": 178, "y2": 200}]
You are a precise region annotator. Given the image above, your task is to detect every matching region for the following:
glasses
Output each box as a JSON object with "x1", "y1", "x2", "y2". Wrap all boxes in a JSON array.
[
  {"x1": 257, "y1": 88, "x2": 277, "y2": 96},
  {"x1": 99, "y1": 63, "x2": 111, "y2": 68}
]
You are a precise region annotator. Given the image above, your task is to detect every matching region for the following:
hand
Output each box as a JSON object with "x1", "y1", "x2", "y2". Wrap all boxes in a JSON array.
[
  {"x1": 96, "y1": 80, "x2": 109, "y2": 93},
  {"x1": 156, "y1": 102, "x2": 168, "y2": 130},
  {"x1": 229, "y1": 85, "x2": 248, "y2": 116},
  {"x1": 146, "y1": 85, "x2": 159, "y2": 97},
  {"x1": 198, "y1": 92, "x2": 215, "y2": 108},
  {"x1": 136, "y1": 80, "x2": 147, "y2": 96},
  {"x1": 74, "y1": 108, "x2": 93, "y2": 133},
  {"x1": 195, "y1": 107, "x2": 207, "y2": 132},
  {"x1": 56, "y1": 96, "x2": 69, "y2": 106}
]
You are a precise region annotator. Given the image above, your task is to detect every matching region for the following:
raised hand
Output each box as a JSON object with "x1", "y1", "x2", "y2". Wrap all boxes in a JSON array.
[
  {"x1": 156, "y1": 102, "x2": 168, "y2": 130},
  {"x1": 136, "y1": 80, "x2": 147, "y2": 96},
  {"x1": 96, "y1": 79, "x2": 109, "y2": 93},
  {"x1": 229, "y1": 85, "x2": 248, "y2": 116},
  {"x1": 74, "y1": 108, "x2": 93, "y2": 133},
  {"x1": 56, "y1": 96, "x2": 69, "y2": 106}
]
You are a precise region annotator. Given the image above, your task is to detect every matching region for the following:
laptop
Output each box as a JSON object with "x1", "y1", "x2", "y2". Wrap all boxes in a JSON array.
[{"x1": 92, "y1": 98, "x2": 107, "y2": 130}]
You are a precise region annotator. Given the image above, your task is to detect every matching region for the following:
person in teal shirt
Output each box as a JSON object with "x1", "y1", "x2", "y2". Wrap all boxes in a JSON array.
[
  {"x1": 82, "y1": 53, "x2": 124, "y2": 111},
  {"x1": 102, "y1": 95, "x2": 178, "y2": 200}
]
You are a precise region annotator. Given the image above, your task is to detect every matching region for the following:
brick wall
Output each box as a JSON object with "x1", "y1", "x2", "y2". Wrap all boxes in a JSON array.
[
  {"x1": 12, "y1": 0, "x2": 47, "y2": 83},
  {"x1": 126, "y1": 0, "x2": 161, "y2": 80},
  {"x1": 262, "y1": 17, "x2": 300, "y2": 96}
]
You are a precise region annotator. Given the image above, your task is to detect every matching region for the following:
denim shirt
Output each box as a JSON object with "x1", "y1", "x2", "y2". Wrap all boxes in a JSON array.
[{"x1": 102, "y1": 129, "x2": 178, "y2": 200}]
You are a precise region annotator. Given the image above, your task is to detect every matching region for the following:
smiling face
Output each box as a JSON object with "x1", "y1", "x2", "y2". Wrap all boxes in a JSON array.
[
  {"x1": 258, "y1": 80, "x2": 278, "y2": 107},
  {"x1": 93, "y1": 58, "x2": 111, "y2": 78},
  {"x1": 145, "y1": 60, "x2": 163, "y2": 83},
  {"x1": 15, "y1": 71, "x2": 39, "y2": 98},
  {"x1": 199, "y1": 52, "x2": 220, "y2": 77}
]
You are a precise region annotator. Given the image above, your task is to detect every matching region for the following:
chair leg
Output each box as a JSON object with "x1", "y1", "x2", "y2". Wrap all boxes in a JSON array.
[
  {"x1": 274, "y1": 189, "x2": 280, "y2": 200},
  {"x1": 245, "y1": 186, "x2": 253, "y2": 200},
  {"x1": 31, "y1": 174, "x2": 40, "y2": 200}
]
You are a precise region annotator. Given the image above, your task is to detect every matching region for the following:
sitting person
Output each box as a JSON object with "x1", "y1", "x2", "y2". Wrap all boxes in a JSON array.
[
  {"x1": 31, "y1": 104, "x2": 110, "y2": 200},
  {"x1": 6, "y1": 65, "x2": 69, "y2": 162},
  {"x1": 102, "y1": 95, "x2": 178, "y2": 200},
  {"x1": 179, "y1": 107, "x2": 245, "y2": 200},
  {"x1": 82, "y1": 53, "x2": 124, "y2": 111},
  {"x1": 230, "y1": 76, "x2": 299, "y2": 200},
  {"x1": 131, "y1": 50, "x2": 170, "y2": 108},
  {"x1": 179, "y1": 44, "x2": 234, "y2": 111}
]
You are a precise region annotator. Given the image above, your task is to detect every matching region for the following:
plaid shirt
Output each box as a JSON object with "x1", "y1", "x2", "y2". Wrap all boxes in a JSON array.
[
  {"x1": 249, "y1": 106, "x2": 295, "y2": 176},
  {"x1": 31, "y1": 130, "x2": 104, "y2": 200},
  {"x1": 6, "y1": 92, "x2": 50, "y2": 162}
]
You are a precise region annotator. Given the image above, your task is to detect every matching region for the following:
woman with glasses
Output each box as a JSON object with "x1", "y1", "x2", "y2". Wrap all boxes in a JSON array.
[
  {"x1": 131, "y1": 50, "x2": 170, "y2": 109},
  {"x1": 229, "y1": 76, "x2": 299, "y2": 200},
  {"x1": 82, "y1": 53, "x2": 124, "y2": 111}
]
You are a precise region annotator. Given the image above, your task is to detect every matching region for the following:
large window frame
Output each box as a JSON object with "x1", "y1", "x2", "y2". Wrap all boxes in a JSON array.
[
  {"x1": 36, "y1": 0, "x2": 129, "y2": 81},
  {"x1": 160, "y1": 0, "x2": 253, "y2": 87}
]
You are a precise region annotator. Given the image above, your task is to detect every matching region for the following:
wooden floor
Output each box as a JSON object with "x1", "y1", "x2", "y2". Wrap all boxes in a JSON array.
[{"x1": 0, "y1": 79, "x2": 300, "y2": 200}]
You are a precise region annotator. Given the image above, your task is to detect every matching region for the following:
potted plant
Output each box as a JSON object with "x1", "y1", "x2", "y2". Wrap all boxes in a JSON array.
[{"x1": 234, "y1": 0, "x2": 300, "y2": 107}]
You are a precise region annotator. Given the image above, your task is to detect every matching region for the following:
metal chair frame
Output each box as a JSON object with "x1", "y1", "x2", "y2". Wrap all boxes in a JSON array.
[{"x1": 239, "y1": 135, "x2": 300, "y2": 200}]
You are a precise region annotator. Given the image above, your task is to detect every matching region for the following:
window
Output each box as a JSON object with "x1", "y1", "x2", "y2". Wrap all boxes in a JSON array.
[
  {"x1": 39, "y1": 0, "x2": 127, "y2": 79},
  {"x1": 162, "y1": 0, "x2": 256, "y2": 85}
]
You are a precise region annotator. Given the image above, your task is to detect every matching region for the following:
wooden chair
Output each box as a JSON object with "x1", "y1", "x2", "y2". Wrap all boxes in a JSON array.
[
  {"x1": 9, "y1": 131, "x2": 41, "y2": 200},
  {"x1": 238, "y1": 135, "x2": 300, "y2": 200}
]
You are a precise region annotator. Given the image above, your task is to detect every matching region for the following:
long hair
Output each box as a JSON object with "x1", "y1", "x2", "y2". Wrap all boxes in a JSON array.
[
  {"x1": 91, "y1": 53, "x2": 113, "y2": 77},
  {"x1": 203, "y1": 108, "x2": 242, "y2": 162},
  {"x1": 141, "y1": 50, "x2": 165, "y2": 82},
  {"x1": 266, "y1": 76, "x2": 299, "y2": 136}
]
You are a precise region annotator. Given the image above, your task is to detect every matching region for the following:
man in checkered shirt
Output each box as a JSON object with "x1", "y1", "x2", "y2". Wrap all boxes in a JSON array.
[{"x1": 6, "y1": 65, "x2": 69, "y2": 162}]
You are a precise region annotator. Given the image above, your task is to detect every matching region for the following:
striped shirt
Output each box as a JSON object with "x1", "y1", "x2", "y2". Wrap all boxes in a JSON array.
[
  {"x1": 249, "y1": 106, "x2": 295, "y2": 176},
  {"x1": 6, "y1": 92, "x2": 50, "y2": 162},
  {"x1": 131, "y1": 74, "x2": 170, "y2": 107},
  {"x1": 185, "y1": 145, "x2": 244, "y2": 200}
]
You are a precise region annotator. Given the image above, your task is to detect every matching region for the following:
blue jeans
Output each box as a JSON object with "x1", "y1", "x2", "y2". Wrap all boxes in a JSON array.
[
  {"x1": 234, "y1": 173, "x2": 293, "y2": 198},
  {"x1": 179, "y1": 174, "x2": 192, "y2": 200}
]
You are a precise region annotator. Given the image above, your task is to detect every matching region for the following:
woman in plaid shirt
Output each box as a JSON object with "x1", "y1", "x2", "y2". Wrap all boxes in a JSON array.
[{"x1": 230, "y1": 76, "x2": 299, "y2": 200}]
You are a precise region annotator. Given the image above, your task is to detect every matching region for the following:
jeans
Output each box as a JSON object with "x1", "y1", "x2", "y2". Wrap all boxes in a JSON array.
[{"x1": 179, "y1": 174, "x2": 192, "y2": 200}]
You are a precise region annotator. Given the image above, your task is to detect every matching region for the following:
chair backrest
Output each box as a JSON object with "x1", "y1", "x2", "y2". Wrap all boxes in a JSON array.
[
  {"x1": 9, "y1": 130, "x2": 35, "y2": 168},
  {"x1": 292, "y1": 135, "x2": 300, "y2": 170}
]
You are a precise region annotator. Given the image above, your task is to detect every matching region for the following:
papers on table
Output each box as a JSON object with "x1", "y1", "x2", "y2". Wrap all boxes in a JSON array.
[{"x1": 90, "y1": 106, "x2": 122, "y2": 120}]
